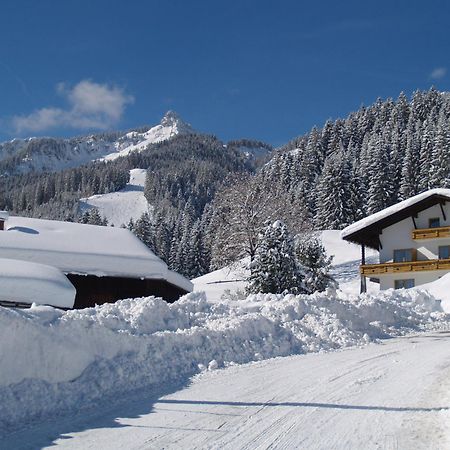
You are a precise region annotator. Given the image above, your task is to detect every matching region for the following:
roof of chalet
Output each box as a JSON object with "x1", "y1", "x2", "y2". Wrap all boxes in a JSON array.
[
  {"x1": 341, "y1": 188, "x2": 450, "y2": 249},
  {"x1": 0, "y1": 216, "x2": 193, "y2": 293}
]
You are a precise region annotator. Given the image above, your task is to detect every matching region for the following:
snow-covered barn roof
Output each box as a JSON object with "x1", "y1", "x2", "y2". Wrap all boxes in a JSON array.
[
  {"x1": 0, "y1": 258, "x2": 76, "y2": 308},
  {"x1": 341, "y1": 188, "x2": 450, "y2": 249},
  {"x1": 0, "y1": 216, "x2": 192, "y2": 292}
]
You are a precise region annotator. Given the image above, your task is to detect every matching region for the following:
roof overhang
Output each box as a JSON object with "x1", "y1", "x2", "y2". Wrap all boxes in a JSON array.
[{"x1": 341, "y1": 192, "x2": 450, "y2": 249}]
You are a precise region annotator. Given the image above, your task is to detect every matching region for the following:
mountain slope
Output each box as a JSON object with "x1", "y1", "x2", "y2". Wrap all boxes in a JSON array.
[{"x1": 0, "y1": 111, "x2": 194, "y2": 175}]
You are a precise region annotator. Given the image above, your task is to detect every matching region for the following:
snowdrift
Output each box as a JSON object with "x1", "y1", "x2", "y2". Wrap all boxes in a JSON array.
[
  {"x1": 416, "y1": 272, "x2": 450, "y2": 313},
  {"x1": 0, "y1": 289, "x2": 447, "y2": 433}
]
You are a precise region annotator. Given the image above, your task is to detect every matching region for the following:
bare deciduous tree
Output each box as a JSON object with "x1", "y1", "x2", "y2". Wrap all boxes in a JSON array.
[{"x1": 208, "y1": 173, "x2": 310, "y2": 269}]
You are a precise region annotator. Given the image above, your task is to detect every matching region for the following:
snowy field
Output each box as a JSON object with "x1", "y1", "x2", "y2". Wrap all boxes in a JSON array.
[{"x1": 79, "y1": 169, "x2": 150, "y2": 227}]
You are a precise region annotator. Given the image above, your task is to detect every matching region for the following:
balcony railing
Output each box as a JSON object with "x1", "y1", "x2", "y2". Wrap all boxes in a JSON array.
[
  {"x1": 412, "y1": 226, "x2": 450, "y2": 240},
  {"x1": 360, "y1": 258, "x2": 450, "y2": 275}
]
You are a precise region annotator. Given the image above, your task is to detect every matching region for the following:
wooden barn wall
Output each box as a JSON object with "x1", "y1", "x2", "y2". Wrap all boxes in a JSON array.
[{"x1": 66, "y1": 274, "x2": 187, "y2": 309}]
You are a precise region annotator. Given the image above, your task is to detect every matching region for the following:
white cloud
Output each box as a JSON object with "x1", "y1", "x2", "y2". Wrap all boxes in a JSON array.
[
  {"x1": 12, "y1": 80, "x2": 134, "y2": 134},
  {"x1": 429, "y1": 67, "x2": 447, "y2": 80}
]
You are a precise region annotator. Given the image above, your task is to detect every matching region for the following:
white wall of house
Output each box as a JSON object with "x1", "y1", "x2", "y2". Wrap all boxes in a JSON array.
[
  {"x1": 379, "y1": 270, "x2": 449, "y2": 290},
  {"x1": 379, "y1": 202, "x2": 450, "y2": 263}
]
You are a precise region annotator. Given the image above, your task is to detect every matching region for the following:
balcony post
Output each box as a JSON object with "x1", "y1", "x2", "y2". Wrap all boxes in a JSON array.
[{"x1": 360, "y1": 244, "x2": 367, "y2": 294}]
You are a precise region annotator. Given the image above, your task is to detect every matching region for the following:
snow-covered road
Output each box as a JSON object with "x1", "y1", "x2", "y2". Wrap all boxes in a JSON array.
[{"x1": 4, "y1": 331, "x2": 450, "y2": 449}]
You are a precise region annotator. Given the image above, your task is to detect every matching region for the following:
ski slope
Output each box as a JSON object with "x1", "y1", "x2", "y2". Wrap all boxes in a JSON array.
[
  {"x1": 4, "y1": 331, "x2": 450, "y2": 449},
  {"x1": 79, "y1": 169, "x2": 150, "y2": 226}
]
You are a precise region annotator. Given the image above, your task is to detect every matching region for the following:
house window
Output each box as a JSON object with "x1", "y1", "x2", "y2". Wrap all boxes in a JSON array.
[
  {"x1": 429, "y1": 217, "x2": 441, "y2": 228},
  {"x1": 394, "y1": 279, "x2": 415, "y2": 289},
  {"x1": 439, "y1": 246, "x2": 450, "y2": 259},
  {"x1": 393, "y1": 249, "x2": 414, "y2": 262}
]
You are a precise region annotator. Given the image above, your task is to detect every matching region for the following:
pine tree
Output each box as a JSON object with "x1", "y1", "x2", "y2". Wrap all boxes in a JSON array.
[
  {"x1": 367, "y1": 133, "x2": 395, "y2": 213},
  {"x1": 133, "y1": 212, "x2": 154, "y2": 250},
  {"x1": 428, "y1": 113, "x2": 450, "y2": 189},
  {"x1": 399, "y1": 119, "x2": 421, "y2": 199},
  {"x1": 295, "y1": 234, "x2": 335, "y2": 293},
  {"x1": 246, "y1": 221, "x2": 305, "y2": 295},
  {"x1": 315, "y1": 150, "x2": 355, "y2": 229}
]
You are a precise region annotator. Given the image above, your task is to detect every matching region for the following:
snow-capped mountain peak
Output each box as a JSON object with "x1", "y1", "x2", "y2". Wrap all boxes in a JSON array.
[
  {"x1": 0, "y1": 112, "x2": 196, "y2": 173},
  {"x1": 101, "y1": 111, "x2": 195, "y2": 162},
  {"x1": 160, "y1": 110, "x2": 192, "y2": 131}
]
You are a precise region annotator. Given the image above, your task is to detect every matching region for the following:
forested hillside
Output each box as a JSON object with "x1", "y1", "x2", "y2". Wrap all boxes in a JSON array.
[{"x1": 261, "y1": 88, "x2": 450, "y2": 229}]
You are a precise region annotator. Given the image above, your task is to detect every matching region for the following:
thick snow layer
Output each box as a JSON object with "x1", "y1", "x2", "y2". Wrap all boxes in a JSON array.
[
  {"x1": 415, "y1": 272, "x2": 450, "y2": 313},
  {"x1": 0, "y1": 288, "x2": 446, "y2": 433},
  {"x1": 341, "y1": 188, "x2": 450, "y2": 238},
  {"x1": 0, "y1": 259, "x2": 75, "y2": 308},
  {"x1": 79, "y1": 169, "x2": 150, "y2": 226},
  {"x1": 0, "y1": 216, "x2": 192, "y2": 291}
]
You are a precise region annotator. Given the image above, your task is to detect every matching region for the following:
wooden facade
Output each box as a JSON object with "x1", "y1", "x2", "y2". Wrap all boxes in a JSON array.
[{"x1": 67, "y1": 274, "x2": 188, "y2": 309}]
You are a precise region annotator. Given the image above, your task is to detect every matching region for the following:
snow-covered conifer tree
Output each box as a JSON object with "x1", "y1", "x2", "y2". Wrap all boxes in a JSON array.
[
  {"x1": 246, "y1": 220, "x2": 305, "y2": 295},
  {"x1": 295, "y1": 234, "x2": 335, "y2": 293},
  {"x1": 314, "y1": 150, "x2": 354, "y2": 229}
]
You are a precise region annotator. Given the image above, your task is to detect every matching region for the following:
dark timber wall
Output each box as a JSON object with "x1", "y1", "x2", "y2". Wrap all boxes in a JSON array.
[{"x1": 66, "y1": 274, "x2": 188, "y2": 309}]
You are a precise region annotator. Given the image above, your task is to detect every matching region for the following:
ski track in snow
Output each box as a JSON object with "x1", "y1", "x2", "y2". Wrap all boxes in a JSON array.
[
  {"x1": 3, "y1": 331, "x2": 450, "y2": 449},
  {"x1": 79, "y1": 168, "x2": 150, "y2": 227}
]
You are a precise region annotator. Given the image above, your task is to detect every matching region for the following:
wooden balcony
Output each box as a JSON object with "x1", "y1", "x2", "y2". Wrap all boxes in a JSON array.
[
  {"x1": 412, "y1": 226, "x2": 450, "y2": 240},
  {"x1": 360, "y1": 258, "x2": 450, "y2": 275}
]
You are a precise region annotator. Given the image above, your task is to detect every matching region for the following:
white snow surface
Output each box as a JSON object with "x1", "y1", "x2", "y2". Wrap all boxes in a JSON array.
[
  {"x1": 341, "y1": 188, "x2": 450, "y2": 238},
  {"x1": 0, "y1": 287, "x2": 446, "y2": 436},
  {"x1": 416, "y1": 272, "x2": 450, "y2": 313},
  {"x1": 99, "y1": 111, "x2": 194, "y2": 162},
  {"x1": 0, "y1": 259, "x2": 75, "y2": 308},
  {"x1": 79, "y1": 168, "x2": 150, "y2": 226},
  {"x1": 13, "y1": 330, "x2": 450, "y2": 450},
  {"x1": 0, "y1": 216, "x2": 192, "y2": 291}
]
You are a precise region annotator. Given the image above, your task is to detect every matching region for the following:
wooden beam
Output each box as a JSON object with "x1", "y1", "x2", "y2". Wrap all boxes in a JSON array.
[
  {"x1": 377, "y1": 237, "x2": 383, "y2": 250},
  {"x1": 440, "y1": 201, "x2": 447, "y2": 221},
  {"x1": 360, "y1": 244, "x2": 367, "y2": 294}
]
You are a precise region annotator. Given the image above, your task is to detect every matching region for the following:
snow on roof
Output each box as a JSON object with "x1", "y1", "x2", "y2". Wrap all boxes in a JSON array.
[
  {"x1": 0, "y1": 216, "x2": 192, "y2": 292},
  {"x1": 341, "y1": 189, "x2": 450, "y2": 239},
  {"x1": 0, "y1": 258, "x2": 76, "y2": 308}
]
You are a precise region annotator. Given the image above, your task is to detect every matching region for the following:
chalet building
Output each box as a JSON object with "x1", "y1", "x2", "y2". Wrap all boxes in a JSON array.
[
  {"x1": 341, "y1": 189, "x2": 450, "y2": 292},
  {"x1": 0, "y1": 213, "x2": 192, "y2": 308}
]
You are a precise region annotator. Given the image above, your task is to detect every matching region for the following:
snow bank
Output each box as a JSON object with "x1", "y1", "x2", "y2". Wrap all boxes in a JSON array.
[
  {"x1": 0, "y1": 288, "x2": 447, "y2": 433},
  {"x1": 415, "y1": 272, "x2": 450, "y2": 313},
  {"x1": 0, "y1": 259, "x2": 76, "y2": 308}
]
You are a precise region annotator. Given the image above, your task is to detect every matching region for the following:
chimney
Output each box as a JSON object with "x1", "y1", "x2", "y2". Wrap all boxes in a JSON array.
[{"x1": 0, "y1": 211, "x2": 9, "y2": 231}]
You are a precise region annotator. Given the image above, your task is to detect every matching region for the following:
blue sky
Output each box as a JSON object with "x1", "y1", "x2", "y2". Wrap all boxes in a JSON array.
[{"x1": 0, "y1": 0, "x2": 449, "y2": 144}]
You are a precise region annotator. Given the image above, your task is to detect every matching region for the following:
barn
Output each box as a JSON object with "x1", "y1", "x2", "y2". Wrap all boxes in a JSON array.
[{"x1": 0, "y1": 213, "x2": 192, "y2": 309}]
